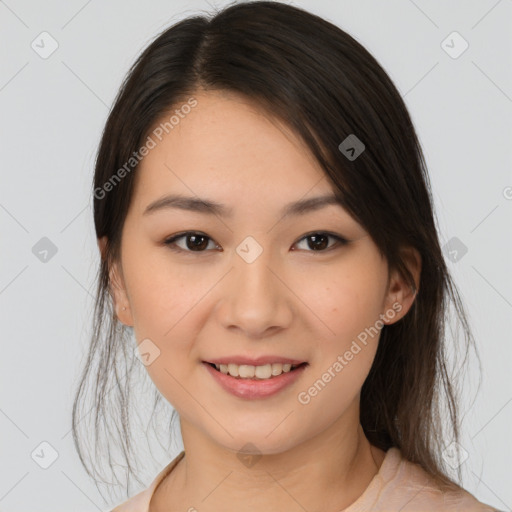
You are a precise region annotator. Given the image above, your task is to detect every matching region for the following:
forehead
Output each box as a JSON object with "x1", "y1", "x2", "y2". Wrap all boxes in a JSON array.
[{"x1": 131, "y1": 90, "x2": 333, "y2": 212}]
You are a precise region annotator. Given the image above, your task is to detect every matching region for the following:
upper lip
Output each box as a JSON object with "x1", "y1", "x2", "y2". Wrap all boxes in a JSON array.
[{"x1": 204, "y1": 356, "x2": 307, "y2": 366}]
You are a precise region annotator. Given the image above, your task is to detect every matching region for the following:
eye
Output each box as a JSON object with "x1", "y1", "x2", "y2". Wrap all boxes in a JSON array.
[
  {"x1": 164, "y1": 232, "x2": 220, "y2": 253},
  {"x1": 292, "y1": 232, "x2": 348, "y2": 252},
  {"x1": 163, "y1": 231, "x2": 348, "y2": 254}
]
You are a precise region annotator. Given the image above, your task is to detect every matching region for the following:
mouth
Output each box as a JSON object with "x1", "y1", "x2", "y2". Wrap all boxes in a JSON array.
[
  {"x1": 202, "y1": 359, "x2": 309, "y2": 399},
  {"x1": 203, "y1": 361, "x2": 308, "y2": 380}
]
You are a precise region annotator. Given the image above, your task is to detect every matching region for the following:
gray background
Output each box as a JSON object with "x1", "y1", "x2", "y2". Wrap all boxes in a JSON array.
[{"x1": 1, "y1": 0, "x2": 511, "y2": 510}]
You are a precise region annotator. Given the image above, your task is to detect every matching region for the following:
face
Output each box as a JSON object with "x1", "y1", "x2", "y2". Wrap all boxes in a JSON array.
[{"x1": 104, "y1": 89, "x2": 418, "y2": 455}]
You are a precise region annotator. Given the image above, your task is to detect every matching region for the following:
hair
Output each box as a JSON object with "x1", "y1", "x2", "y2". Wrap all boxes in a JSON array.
[{"x1": 72, "y1": 0, "x2": 482, "y2": 501}]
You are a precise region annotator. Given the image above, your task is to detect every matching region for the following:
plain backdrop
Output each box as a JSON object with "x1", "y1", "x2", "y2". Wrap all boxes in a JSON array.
[{"x1": 1, "y1": 0, "x2": 511, "y2": 510}]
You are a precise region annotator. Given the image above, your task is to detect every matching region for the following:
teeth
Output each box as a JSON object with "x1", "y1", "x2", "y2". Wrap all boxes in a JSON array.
[{"x1": 214, "y1": 362, "x2": 299, "y2": 379}]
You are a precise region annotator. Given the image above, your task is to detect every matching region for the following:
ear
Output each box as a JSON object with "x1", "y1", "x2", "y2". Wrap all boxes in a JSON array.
[
  {"x1": 382, "y1": 246, "x2": 421, "y2": 325},
  {"x1": 97, "y1": 236, "x2": 134, "y2": 327}
]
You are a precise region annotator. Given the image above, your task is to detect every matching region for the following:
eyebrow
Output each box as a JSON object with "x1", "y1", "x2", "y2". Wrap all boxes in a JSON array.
[{"x1": 143, "y1": 193, "x2": 346, "y2": 219}]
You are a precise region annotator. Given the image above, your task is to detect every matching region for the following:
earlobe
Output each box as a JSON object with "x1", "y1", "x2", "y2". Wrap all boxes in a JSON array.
[
  {"x1": 97, "y1": 236, "x2": 133, "y2": 326},
  {"x1": 108, "y1": 256, "x2": 134, "y2": 327},
  {"x1": 114, "y1": 301, "x2": 133, "y2": 327},
  {"x1": 383, "y1": 247, "x2": 421, "y2": 324},
  {"x1": 97, "y1": 236, "x2": 108, "y2": 261}
]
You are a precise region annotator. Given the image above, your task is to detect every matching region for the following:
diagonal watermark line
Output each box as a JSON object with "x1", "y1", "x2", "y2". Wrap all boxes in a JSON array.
[
  {"x1": 407, "y1": 0, "x2": 439, "y2": 28},
  {"x1": 61, "y1": 366, "x2": 130, "y2": 440},
  {"x1": 470, "y1": 470, "x2": 510, "y2": 511},
  {"x1": 61, "y1": 0, "x2": 93, "y2": 29},
  {"x1": 164, "y1": 267, "x2": 234, "y2": 337},
  {"x1": 200, "y1": 470, "x2": 234, "y2": 503},
  {"x1": 403, "y1": 62, "x2": 439, "y2": 97},
  {"x1": 471, "y1": 0, "x2": 503, "y2": 30},
  {"x1": 470, "y1": 204, "x2": 499, "y2": 233},
  {"x1": 0, "y1": 408, "x2": 29, "y2": 439},
  {"x1": 61, "y1": 471, "x2": 102, "y2": 510},
  {"x1": 471, "y1": 396, "x2": 512, "y2": 439},
  {"x1": 265, "y1": 409, "x2": 294, "y2": 438},
  {"x1": 264, "y1": 470, "x2": 309, "y2": 511},
  {"x1": 0, "y1": 472, "x2": 30, "y2": 503},
  {"x1": 0, "y1": 0, "x2": 29, "y2": 28},
  {"x1": 0, "y1": 62, "x2": 29, "y2": 92},
  {"x1": 203, "y1": 0, "x2": 221, "y2": 13},
  {"x1": 61, "y1": 61, "x2": 109, "y2": 108},
  {"x1": 60, "y1": 203, "x2": 90, "y2": 233},
  {"x1": 163, "y1": 366, "x2": 234, "y2": 438},
  {"x1": 471, "y1": 266, "x2": 512, "y2": 309},
  {"x1": 60, "y1": 265, "x2": 95, "y2": 299},
  {"x1": 266, "y1": 175, "x2": 326, "y2": 234},
  {"x1": 472, "y1": 61, "x2": 512, "y2": 103},
  {"x1": 0, "y1": 202, "x2": 29, "y2": 233},
  {"x1": 397, "y1": 484, "x2": 431, "y2": 511},
  {"x1": 265, "y1": 265, "x2": 336, "y2": 336},
  {"x1": 0, "y1": 265, "x2": 29, "y2": 295}
]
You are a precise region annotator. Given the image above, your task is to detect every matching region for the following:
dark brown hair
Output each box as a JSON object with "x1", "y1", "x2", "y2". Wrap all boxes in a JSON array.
[{"x1": 72, "y1": 0, "x2": 481, "y2": 501}]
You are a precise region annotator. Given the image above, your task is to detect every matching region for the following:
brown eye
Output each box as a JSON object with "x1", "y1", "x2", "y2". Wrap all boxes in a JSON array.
[
  {"x1": 164, "y1": 232, "x2": 218, "y2": 252},
  {"x1": 293, "y1": 232, "x2": 348, "y2": 252},
  {"x1": 163, "y1": 231, "x2": 347, "y2": 255}
]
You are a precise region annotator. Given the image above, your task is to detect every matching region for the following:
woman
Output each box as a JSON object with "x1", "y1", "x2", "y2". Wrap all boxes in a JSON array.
[{"x1": 72, "y1": 2, "x2": 498, "y2": 510}]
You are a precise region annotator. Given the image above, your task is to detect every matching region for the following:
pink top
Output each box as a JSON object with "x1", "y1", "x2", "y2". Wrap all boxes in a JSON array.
[{"x1": 110, "y1": 447, "x2": 498, "y2": 511}]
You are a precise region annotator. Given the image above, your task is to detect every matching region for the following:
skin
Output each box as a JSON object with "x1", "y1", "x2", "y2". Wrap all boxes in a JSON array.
[{"x1": 100, "y1": 89, "x2": 421, "y2": 512}]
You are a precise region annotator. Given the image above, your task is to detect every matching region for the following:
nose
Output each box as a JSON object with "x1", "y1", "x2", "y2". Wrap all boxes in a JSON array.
[{"x1": 216, "y1": 246, "x2": 294, "y2": 339}]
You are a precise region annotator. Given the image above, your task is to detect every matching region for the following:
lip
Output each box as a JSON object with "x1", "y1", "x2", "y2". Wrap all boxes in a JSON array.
[
  {"x1": 204, "y1": 356, "x2": 306, "y2": 366},
  {"x1": 202, "y1": 361, "x2": 308, "y2": 399}
]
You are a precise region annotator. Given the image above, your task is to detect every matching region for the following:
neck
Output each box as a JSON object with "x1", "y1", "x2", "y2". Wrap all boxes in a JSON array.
[{"x1": 150, "y1": 415, "x2": 386, "y2": 512}]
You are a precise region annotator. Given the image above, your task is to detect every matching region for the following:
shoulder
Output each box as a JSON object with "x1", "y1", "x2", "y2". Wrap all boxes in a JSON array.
[
  {"x1": 110, "y1": 451, "x2": 186, "y2": 512},
  {"x1": 375, "y1": 447, "x2": 497, "y2": 511},
  {"x1": 110, "y1": 487, "x2": 152, "y2": 512}
]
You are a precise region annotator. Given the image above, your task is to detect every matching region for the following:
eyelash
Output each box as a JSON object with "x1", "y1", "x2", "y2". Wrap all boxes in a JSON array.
[{"x1": 163, "y1": 231, "x2": 348, "y2": 255}]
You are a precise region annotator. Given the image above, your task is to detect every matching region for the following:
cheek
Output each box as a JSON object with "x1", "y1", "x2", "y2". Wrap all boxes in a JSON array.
[
  {"x1": 293, "y1": 272, "x2": 384, "y2": 422},
  {"x1": 292, "y1": 253, "x2": 388, "y2": 407},
  {"x1": 299, "y1": 257, "x2": 387, "y2": 344},
  {"x1": 122, "y1": 243, "x2": 202, "y2": 340}
]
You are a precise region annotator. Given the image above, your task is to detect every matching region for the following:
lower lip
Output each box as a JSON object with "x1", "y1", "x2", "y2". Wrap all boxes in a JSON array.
[{"x1": 202, "y1": 362, "x2": 308, "y2": 399}]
